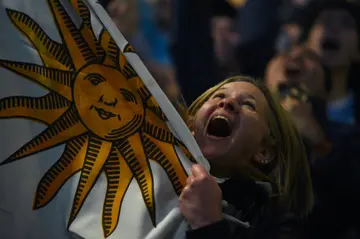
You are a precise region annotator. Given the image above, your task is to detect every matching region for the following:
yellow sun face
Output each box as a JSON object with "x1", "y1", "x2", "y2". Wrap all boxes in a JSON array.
[
  {"x1": 73, "y1": 64, "x2": 145, "y2": 140},
  {"x1": 0, "y1": 0, "x2": 195, "y2": 237}
]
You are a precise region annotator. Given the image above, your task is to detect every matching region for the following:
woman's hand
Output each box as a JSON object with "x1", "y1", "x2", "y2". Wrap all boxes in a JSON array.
[{"x1": 179, "y1": 164, "x2": 223, "y2": 229}]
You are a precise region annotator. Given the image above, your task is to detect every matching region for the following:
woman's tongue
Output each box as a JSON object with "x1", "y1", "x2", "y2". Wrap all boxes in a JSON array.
[{"x1": 206, "y1": 116, "x2": 232, "y2": 139}]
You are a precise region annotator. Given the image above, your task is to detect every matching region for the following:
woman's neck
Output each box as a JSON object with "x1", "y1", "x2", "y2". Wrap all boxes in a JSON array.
[
  {"x1": 328, "y1": 67, "x2": 350, "y2": 102},
  {"x1": 210, "y1": 167, "x2": 231, "y2": 179}
]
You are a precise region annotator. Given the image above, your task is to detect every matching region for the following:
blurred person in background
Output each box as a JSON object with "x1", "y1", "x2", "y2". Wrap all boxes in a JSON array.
[
  {"x1": 235, "y1": 0, "x2": 282, "y2": 77},
  {"x1": 106, "y1": 0, "x2": 139, "y2": 39},
  {"x1": 275, "y1": 23, "x2": 302, "y2": 54},
  {"x1": 298, "y1": 0, "x2": 360, "y2": 125},
  {"x1": 138, "y1": 0, "x2": 173, "y2": 66},
  {"x1": 106, "y1": 0, "x2": 185, "y2": 110},
  {"x1": 276, "y1": 0, "x2": 311, "y2": 53},
  {"x1": 106, "y1": 0, "x2": 173, "y2": 66},
  {"x1": 295, "y1": 3, "x2": 360, "y2": 235},
  {"x1": 171, "y1": 0, "x2": 283, "y2": 104},
  {"x1": 265, "y1": 45, "x2": 360, "y2": 239},
  {"x1": 211, "y1": 15, "x2": 241, "y2": 77},
  {"x1": 265, "y1": 46, "x2": 330, "y2": 161},
  {"x1": 137, "y1": 0, "x2": 185, "y2": 109},
  {"x1": 171, "y1": 0, "x2": 236, "y2": 104}
]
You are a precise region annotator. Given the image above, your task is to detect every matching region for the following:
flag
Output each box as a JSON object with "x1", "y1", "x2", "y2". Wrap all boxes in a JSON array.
[{"x1": 0, "y1": 0, "x2": 209, "y2": 238}]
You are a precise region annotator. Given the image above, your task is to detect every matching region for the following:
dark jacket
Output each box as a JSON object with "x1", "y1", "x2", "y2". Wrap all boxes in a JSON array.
[
  {"x1": 186, "y1": 179, "x2": 308, "y2": 239},
  {"x1": 309, "y1": 122, "x2": 360, "y2": 239},
  {"x1": 304, "y1": 99, "x2": 360, "y2": 238}
]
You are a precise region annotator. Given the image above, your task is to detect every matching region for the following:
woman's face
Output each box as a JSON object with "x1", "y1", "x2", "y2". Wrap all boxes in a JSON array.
[
  {"x1": 193, "y1": 81, "x2": 269, "y2": 176},
  {"x1": 265, "y1": 46, "x2": 325, "y2": 98},
  {"x1": 307, "y1": 9, "x2": 359, "y2": 68}
]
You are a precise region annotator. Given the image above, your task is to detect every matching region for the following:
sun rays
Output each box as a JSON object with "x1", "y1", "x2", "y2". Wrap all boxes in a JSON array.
[{"x1": 0, "y1": 0, "x2": 195, "y2": 237}]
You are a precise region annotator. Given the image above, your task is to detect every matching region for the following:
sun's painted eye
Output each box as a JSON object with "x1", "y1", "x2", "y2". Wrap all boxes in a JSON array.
[
  {"x1": 85, "y1": 73, "x2": 105, "y2": 86},
  {"x1": 120, "y1": 88, "x2": 137, "y2": 104}
]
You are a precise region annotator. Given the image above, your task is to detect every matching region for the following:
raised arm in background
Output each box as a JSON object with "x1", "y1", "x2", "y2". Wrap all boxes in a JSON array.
[{"x1": 171, "y1": 0, "x2": 235, "y2": 104}]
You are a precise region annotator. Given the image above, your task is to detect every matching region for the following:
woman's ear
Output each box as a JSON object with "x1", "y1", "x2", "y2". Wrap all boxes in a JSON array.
[{"x1": 252, "y1": 143, "x2": 276, "y2": 165}]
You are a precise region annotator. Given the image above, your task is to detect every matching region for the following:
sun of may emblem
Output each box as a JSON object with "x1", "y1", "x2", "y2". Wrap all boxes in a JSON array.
[{"x1": 0, "y1": 0, "x2": 195, "y2": 237}]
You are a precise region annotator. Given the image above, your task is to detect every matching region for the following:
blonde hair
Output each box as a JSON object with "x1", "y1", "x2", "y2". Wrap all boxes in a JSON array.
[{"x1": 188, "y1": 76, "x2": 314, "y2": 217}]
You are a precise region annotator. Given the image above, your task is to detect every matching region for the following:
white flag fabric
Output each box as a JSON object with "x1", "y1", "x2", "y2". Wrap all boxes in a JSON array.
[{"x1": 0, "y1": 0, "x2": 209, "y2": 238}]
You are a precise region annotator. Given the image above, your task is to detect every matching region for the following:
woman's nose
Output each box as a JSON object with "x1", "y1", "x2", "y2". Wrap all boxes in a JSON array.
[{"x1": 218, "y1": 98, "x2": 238, "y2": 113}]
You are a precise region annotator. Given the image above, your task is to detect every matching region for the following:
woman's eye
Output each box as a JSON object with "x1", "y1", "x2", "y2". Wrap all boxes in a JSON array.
[
  {"x1": 243, "y1": 101, "x2": 256, "y2": 110},
  {"x1": 213, "y1": 93, "x2": 225, "y2": 99}
]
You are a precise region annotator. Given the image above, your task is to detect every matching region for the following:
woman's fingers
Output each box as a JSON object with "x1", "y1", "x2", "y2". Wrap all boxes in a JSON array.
[
  {"x1": 191, "y1": 164, "x2": 208, "y2": 178},
  {"x1": 186, "y1": 176, "x2": 195, "y2": 185}
]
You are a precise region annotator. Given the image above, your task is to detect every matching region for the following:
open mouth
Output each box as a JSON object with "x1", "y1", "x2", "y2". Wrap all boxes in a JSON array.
[
  {"x1": 322, "y1": 39, "x2": 340, "y2": 51},
  {"x1": 206, "y1": 115, "x2": 232, "y2": 139},
  {"x1": 284, "y1": 62, "x2": 302, "y2": 79},
  {"x1": 285, "y1": 66, "x2": 301, "y2": 78},
  {"x1": 94, "y1": 106, "x2": 117, "y2": 120}
]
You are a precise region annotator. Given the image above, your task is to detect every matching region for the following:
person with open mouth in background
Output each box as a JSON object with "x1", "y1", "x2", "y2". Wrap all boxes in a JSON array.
[
  {"x1": 266, "y1": 43, "x2": 360, "y2": 239},
  {"x1": 299, "y1": 0, "x2": 360, "y2": 125},
  {"x1": 265, "y1": 45, "x2": 331, "y2": 161}
]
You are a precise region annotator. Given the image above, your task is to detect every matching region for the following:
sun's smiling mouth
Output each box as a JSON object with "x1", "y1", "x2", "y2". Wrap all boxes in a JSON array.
[{"x1": 93, "y1": 106, "x2": 117, "y2": 120}]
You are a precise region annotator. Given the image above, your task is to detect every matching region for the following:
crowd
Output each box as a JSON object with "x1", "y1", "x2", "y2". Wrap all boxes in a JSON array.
[{"x1": 102, "y1": 0, "x2": 360, "y2": 238}]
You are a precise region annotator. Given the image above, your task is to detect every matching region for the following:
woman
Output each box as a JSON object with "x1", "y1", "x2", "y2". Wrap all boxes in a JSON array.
[{"x1": 179, "y1": 76, "x2": 313, "y2": 239}]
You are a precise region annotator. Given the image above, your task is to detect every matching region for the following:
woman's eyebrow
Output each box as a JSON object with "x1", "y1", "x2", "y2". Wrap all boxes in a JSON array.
[
  {"x1": 246, "y1": 95, "x2": 256, "y2": 101},
  {"x1": 238, "y1": 94, "x2": 256, "y2": 101},
  {"x1": 218, "y1": 87, "x2": 227, "y2": 91}
]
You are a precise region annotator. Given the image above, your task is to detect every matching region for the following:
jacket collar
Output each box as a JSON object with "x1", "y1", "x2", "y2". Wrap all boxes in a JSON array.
[{"x1": 219, "y1": 178, "x2": 273, "y2": 212}]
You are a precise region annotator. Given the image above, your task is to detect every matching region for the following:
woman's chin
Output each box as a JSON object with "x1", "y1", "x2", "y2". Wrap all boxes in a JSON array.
[
  {"x1": 201, "y1": 147, "x2": 226, "y2": 162},
  {"x1": 197, "y1": 135, "x2": 231, "y2": 161}
]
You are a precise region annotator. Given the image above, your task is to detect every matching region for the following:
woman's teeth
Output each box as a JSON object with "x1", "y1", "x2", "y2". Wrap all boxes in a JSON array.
[{"x1": 212, "y1": 115, "x2": 229, "y2": 123}]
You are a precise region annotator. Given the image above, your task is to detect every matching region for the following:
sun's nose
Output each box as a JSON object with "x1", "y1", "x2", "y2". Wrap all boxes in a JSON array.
[{"x1": 99, "y1": 94, "x2": 118, "y2": 107}]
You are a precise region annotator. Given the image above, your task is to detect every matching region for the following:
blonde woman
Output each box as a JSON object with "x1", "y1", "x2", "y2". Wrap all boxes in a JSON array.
[{"x1": 179, "y1": 76, "x2": 313, "y2": 239}]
